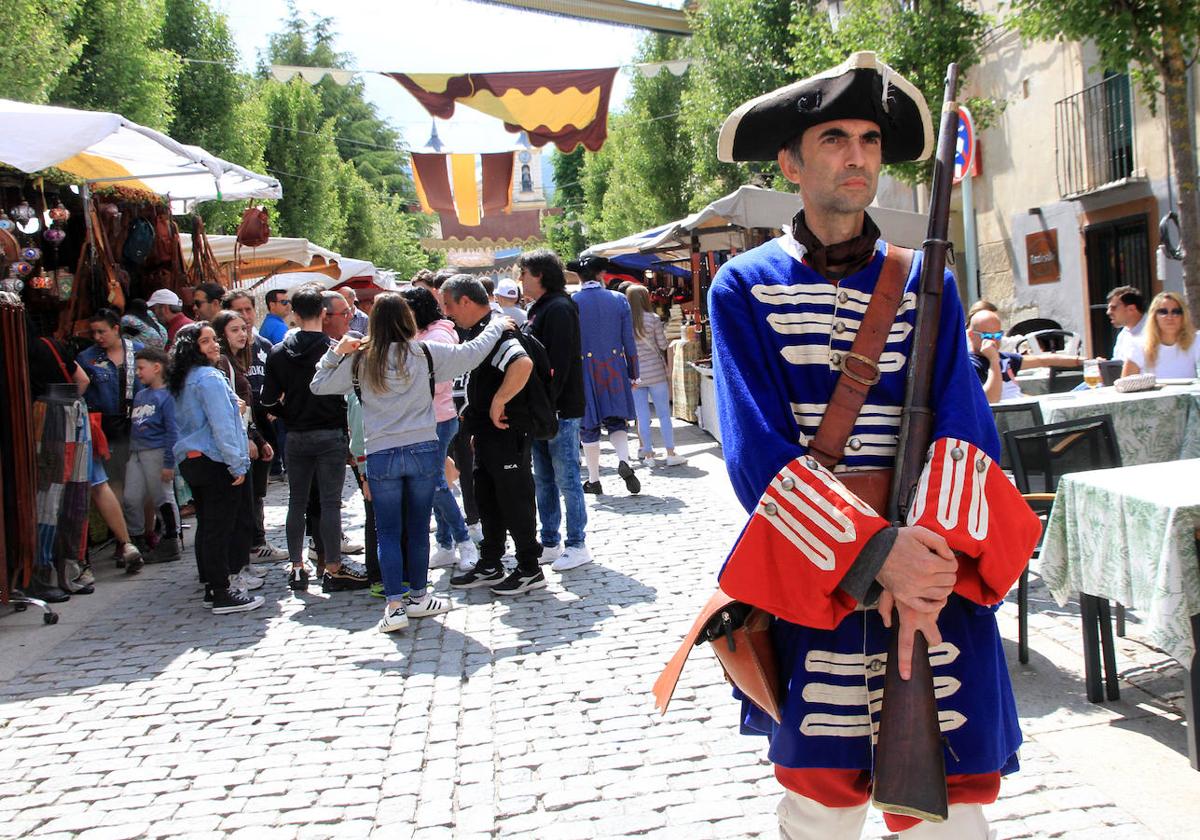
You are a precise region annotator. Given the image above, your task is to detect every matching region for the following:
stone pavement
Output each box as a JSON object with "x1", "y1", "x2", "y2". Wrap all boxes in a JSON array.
[{"x1": 1, "y1": 421, "x2": 1197, "y2": 839}]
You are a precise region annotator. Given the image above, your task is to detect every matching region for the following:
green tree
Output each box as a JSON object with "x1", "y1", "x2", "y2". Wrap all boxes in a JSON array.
[
  {"x1": 0, "y1": 3, "x2": 84, "y2": 104},
  {"x1": 163, "y1": 0, "x2": 268, "y2": 233},
  {"x1": 680, "y1": 0, "x2": 797, "y2": 206},
  {"x1": 262, "y1": 79, "x2": 345, "y2": 246},
  {"x1": 51, "y1": 0, "x2": 181, "y2": 130},
  {"x1": 591, "y1": 33, "x2": 692, "y2": 240},
  {"x1": 789, "y1": 0, "x2": 995, "y2": 184},
  {"x1": 264, "y1": 4, "x2": 412, "y2": 199},
  {"x1": 1010, "y1": 0, "x2": 1200, "y2": 305},
  {"x1": 579, "y1": 128, "x2": 617, "y2": 244},
  {"x1": 541, "y1": 147, "x2": 588, "y2": 258}
]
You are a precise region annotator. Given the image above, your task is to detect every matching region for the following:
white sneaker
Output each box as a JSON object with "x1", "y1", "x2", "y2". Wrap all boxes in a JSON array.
[
  {"x1": 539, "y1": 543, "x2": 564, "y2": 565},
  {"x1": 429, "y1": 545, "x2": 457, "y2": 568},
  {"x1": 663, "y1": 454, "x2": 687, "y2": 466},
  {"x1": 405, "y1": 591, "x2": 452, "y2": 618},
  {"x1": 342, "y1": 535, "x2": 364, "y2": 554},
  {"x1": 552, "y1": 544, "x2": 593, "y2": 572},
  {"x1": 467, "y1": 522, "x2": 483, "y2": 543},
  {"x1": 230, "y1": 570, "x2": 264, "y2": 592},
  {"x1": 251, "y1": 544, "x2": 288, "y2": 561},
  {"x1": 455, "y1": 540, "x2": 479, "y2": 572},
  {"x1": 635, "y1": 452, "x2": 657, "y2": 467},
  {"x1": 378, "y1": 604, "x2": 409, "y2": 633},
  {"x1": 242, "y1": 562, "x2": 267, "y2": 579}
]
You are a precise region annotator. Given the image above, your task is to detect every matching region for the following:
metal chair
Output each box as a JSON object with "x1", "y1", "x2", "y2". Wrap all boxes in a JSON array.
[
  {"x1": 990, "y1": 401, "x2": 1045, "y2": 472},
  {"x1": 1003, "y1": 416, "x2": 1122, "y2": 701}
]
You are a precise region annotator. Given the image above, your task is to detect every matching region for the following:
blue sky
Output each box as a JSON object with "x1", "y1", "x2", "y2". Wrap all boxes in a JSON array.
[{"x1": 216, "y1": 0, "x2": 684, "y2": 154}]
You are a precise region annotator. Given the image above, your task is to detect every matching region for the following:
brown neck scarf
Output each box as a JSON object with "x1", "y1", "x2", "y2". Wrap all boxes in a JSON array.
[{"x1": 791, "y1": 210, "x2": 881, "y2": 280}]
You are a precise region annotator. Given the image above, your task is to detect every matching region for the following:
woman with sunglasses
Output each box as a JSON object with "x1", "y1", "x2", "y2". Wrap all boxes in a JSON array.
[{"x1": 1122, "y1": 291, "x2": 1199, "y2": 379}]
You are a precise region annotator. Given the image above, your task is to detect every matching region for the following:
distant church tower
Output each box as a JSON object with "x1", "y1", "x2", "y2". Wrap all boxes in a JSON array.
[{"x1": 512, "y1": 132, "x2": 545, "y2": 209}]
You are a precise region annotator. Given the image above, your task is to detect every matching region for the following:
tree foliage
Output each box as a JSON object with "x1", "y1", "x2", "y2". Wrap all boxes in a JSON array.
[
  {"x1": 680, "y1": 0, "x2": 797, "y2": 206},
  {"x1": 790, "y1": 0, "x2": 996, "y2": 184},
  {"x1": 1010, "y1": 0, "x2": 1200, "y2": 304},
  {"x1": 52, "y1": 0, "x2": 181, "y2": 131},
  {"x1": 586, "y1": 33, "x2": 692, "y2": 242},
  {"x1": 0, "y1": 3, "x2": 84, "y2": 104},
  {"x1": 541, "y1": 147, "x2": 588, "y2": 259}
]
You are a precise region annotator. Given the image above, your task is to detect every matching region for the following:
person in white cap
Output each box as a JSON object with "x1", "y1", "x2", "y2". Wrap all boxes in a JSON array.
[
  {"x1": 495, "y1": 278, "x2": 527, "y2": 326},
  {"x1": 146, "y1": 288, "x2": 193, "y2": 346},
  {"x1": 705, "y1": 52, "x2": 1040, "y2": 839}
]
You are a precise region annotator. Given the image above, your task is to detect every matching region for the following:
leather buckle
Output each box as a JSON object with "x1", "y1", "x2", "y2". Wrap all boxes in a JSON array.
[{"x1": 841, "y1": 352, "x2": 881, "y2": 386}]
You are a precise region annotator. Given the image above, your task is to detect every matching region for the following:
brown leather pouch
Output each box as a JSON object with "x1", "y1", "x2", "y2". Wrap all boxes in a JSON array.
[{"x1": 653, "y1": 588, "x2": 782, "y2": 723}]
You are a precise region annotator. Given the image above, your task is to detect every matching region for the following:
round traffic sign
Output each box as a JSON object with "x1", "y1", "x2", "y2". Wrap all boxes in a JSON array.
[{"x1": 954, "y1": 106, "x2": 974, "y2": 184}]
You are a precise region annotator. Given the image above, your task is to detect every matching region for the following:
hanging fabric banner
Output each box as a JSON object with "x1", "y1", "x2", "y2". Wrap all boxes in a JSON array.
[
  {"x1": 387, "y1": 68, "x2": 618, "y2": 152},
  {"x1": 480, "y1": 152, "x2": 515, "y2": 216},
  {"x1": 411, "y1": 152, "x2": 516, "y2": 226}
]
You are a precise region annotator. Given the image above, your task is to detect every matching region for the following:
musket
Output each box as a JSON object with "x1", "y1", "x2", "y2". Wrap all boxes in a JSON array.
[{"x1": 870, "y1": 63, "x2": 960, "y2": 823}]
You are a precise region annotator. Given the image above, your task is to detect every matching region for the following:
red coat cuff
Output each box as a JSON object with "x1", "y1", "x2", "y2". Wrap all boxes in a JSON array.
[
  {"x1": 907, "y1": 438, "x2": 1042, "y2": 605},
  {"x1": 719, "y1": 456, "x2": 889, "y2": 629}
]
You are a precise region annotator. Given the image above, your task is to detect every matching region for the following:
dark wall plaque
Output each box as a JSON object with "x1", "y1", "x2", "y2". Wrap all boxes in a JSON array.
[{"x1": 1026, "y1": 230, "x2": 1060, "y2": 285}]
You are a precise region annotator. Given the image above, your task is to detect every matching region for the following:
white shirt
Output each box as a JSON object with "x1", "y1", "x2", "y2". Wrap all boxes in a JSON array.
[
  {"x1": 1112, "y1": 314, "x2": 1147, "y2": 361},
  {"x1": 1125, "y1": 338, "x2": 1200, "y2": 378}
]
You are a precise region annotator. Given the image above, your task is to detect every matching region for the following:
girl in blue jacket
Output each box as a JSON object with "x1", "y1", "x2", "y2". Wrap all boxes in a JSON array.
[{"x1": 169, "y1": 323, "x2": 263, "y2": 615}]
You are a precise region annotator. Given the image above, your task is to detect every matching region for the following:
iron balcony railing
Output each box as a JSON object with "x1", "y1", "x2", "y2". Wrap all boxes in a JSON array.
[{"x1": 1055, "y1": 74, "x2": 1136, "y2": 197}]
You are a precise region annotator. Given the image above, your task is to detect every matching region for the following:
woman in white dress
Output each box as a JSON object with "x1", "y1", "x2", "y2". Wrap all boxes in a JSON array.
[{"x1": 1121, "y1": 291, "x2": 1199, "y2": 379}]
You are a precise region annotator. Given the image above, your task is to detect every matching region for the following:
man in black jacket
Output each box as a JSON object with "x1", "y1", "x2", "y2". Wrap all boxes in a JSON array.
[
  {"x1": 260, "y1": 283, "x2": 367, "y2": 594},
  {"x1": 518, "y1": 250, "x2": 592, "y2": 572}
]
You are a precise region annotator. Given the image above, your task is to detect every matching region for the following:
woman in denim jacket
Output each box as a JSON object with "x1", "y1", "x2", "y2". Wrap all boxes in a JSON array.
[{"x1": 169, "y1": 323, "x2": 262, "y2": 615}]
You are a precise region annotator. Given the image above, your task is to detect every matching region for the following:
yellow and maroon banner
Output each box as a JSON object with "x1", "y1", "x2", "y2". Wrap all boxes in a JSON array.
[
  {"x1": 389, "y1": 68, "x2": 617, "y2": 153},
  {"x1": 411, "y1": 151, "x2": 515, "y2": 227}
]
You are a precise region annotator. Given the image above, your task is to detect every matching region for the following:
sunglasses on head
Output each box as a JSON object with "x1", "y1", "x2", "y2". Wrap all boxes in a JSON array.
[
  {"x1": 973, "y1": 330, "x2": 1003, "y2": 340},
  {"x1": 1156, "y1": 307, "x2": 1183, "y2": 316}
]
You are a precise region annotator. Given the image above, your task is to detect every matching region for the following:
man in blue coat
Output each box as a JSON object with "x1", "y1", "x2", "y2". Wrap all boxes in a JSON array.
[{"x1": 570, "y1": 256, "x2": 641, "y2": 495}]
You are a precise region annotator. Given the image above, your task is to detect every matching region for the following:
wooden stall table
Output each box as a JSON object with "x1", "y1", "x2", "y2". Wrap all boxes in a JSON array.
[
  {"x1": 1037, "y1": 459, "x2": 1200, "y2": 768},
  {"x1": 997, "y1": 381, "x2": 1200, "y2": 465}
]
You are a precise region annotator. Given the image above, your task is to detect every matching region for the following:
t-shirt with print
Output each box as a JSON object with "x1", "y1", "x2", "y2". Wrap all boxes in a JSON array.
[
  {"x1": 463, "y1": 313, "x2": 529, "y2": 434},
  {"x1": 130, "y1": 386, "x2": 178, "y2": 468}
]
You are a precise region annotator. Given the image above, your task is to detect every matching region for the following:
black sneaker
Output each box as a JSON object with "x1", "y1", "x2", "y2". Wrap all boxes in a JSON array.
[
  {"x1": 212, "y1": 588, "x2": 265, "y2": 614},
  {"x1": 450, "y1": 566, "x2": 505, "y2": 589},
  {"x1": 617, "y1": 461, "x2": 641, "y2": 495},
  {"x1": 288, "y1": 565, "x2": 309, "y2": 592},
  {"x1": 582, "y1": 480, "x2": 602, "y2": 495},
  {"x1": 322, "y1": 564, "x2": 369, "y2": 591},
  {"x1": 203, "y1": 584, "x2": 213, "y2": 607},
  {"x1": 490, "y1": 568, "x2": 547, "y2": 596}
]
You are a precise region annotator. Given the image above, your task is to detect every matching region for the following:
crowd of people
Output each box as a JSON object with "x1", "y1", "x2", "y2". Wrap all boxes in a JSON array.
[{"x1": 26, "y1": 248, "x2": 689, "y2": 629}]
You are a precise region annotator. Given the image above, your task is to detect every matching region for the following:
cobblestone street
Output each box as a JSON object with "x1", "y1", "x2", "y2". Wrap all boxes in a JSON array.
[{"x1": 2, "y1": 423, "x2": 1197, "y2": 839}]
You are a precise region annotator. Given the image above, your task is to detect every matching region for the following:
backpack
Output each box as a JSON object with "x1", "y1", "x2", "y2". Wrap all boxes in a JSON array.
[
  {"x1": 236, "y1": 206, "x2": 270, "y2": 248},
  {"x1": 511, "y1": 329, "x2": 559, "y2": 441},
  {"x1": 123, "y1": 217, "x2": 155, "y2": 265}
]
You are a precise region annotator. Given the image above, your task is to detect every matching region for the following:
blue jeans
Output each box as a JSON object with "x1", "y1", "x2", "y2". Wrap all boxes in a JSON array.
[
  {"x1": 366, "y1": 441, "x2": 440, "y2": 600},
  {"x1": 633, "y1": 381, "x2": 675, "y2": 452},
  {"x1": 531, "y1": 416, "x2": 587, "y2": 548},
  {"x1": 432, "y1": 418, "x2": 469, "y2": 548}
]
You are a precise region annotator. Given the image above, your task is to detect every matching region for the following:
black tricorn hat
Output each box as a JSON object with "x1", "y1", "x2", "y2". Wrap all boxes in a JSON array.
[{"x1": 717, "y1": 52, "x2": 933, "y2": 165}]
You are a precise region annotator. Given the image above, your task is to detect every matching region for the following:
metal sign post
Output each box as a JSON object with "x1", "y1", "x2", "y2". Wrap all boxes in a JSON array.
[{"x1": 954, "y1": 107, "x2": 980, "y2": 304}]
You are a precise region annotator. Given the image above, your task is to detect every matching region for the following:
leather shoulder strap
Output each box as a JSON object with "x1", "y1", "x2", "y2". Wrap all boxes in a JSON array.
[{"x1": 807, "y1": 245, "x2": 914, "y2": 469}]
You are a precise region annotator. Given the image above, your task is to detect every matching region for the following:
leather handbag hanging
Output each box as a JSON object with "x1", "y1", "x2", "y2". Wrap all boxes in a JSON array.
[{"x1": 653, "y1": 246, "x2": 914, "y2": 722}]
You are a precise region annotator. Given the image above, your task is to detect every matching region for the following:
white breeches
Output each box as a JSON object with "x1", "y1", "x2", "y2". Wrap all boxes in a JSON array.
[{"x1": 778, "y1": 791, "x2": 992, "y2": 840}]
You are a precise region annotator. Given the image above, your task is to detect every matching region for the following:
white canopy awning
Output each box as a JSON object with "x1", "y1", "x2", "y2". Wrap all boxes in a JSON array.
[
  {"x1": 179, "y1": 233, "x2": 381, "y2": 286},
  {"x1": 0, "y1": 99, "x2": 281, "y2": 212},
  {"x1": 584, "y1": 185, "x2": 929, "y2": 263}
]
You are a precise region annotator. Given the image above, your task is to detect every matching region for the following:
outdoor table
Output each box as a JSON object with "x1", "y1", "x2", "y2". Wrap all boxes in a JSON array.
[
  {"x1": 998, "y1": 381, "x2": 1200, "y2": 465},
  {"x1": 1037, "y1": 458, "x2": 1200, "y2": 768}
]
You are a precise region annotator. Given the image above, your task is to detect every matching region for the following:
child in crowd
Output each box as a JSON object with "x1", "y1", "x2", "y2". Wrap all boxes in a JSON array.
[{"x1": 123, "y1": 347, "x2": 181, "y2": 565}]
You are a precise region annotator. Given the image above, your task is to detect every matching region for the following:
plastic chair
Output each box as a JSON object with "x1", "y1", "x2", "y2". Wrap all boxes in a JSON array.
[{"x1": 1003, "y1": 416, "x2": 1122, "y2": 696}]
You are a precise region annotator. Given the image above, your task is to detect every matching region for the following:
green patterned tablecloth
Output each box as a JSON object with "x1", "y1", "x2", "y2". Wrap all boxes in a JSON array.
[
  {"x1": 999, "y1": 384, "x2": 1200, "y2": 466},
  {"x1": 1038, "y1": 459, "x2": 1200, "y2": 665}
]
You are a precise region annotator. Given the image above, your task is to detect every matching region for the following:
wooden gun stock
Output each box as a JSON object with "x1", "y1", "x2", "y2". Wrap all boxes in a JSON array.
[{"x1": 871, "y1": 63, "x2": 961, "y2": 823}]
